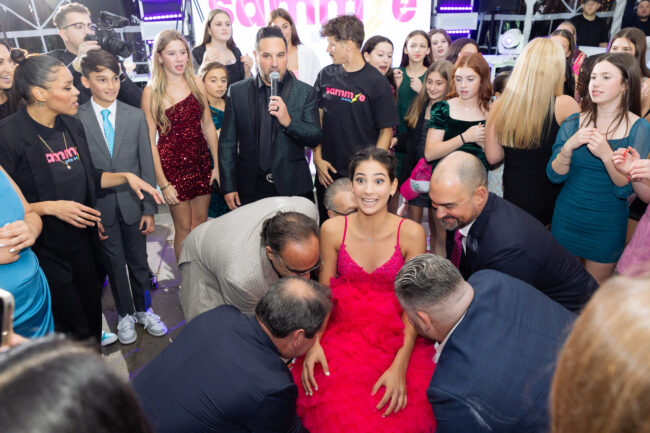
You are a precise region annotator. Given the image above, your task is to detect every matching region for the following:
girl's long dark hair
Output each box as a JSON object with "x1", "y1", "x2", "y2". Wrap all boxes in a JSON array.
[
  {"x1": 581, "y1": 53, "x2": 642, "y2": 139},
  {"x1": 361, "y1": 35, "x2": 397, "y2": 96},
  {"x1": 607, "y1": 27, "x2": 650, "y2": 78},
  {"x1": 399, "y1": 30, "x2": 433, "y2": 68},
  {"x1": 0, "y1": 40, "x2": 23, "y2": 116}
]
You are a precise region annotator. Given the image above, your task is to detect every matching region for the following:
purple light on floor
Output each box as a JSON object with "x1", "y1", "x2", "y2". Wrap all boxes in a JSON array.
[
  {"x1": 438, "y1": 6, "x2": 473, "y2": 11},
  {"x1": 143, "y1": 13, "x2": 182, "y2": 21}
]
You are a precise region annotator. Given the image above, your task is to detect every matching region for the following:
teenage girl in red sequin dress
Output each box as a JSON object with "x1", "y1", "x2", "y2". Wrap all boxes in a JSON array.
[
  {"x1": 142, "y1": 30, "x2": 219, "y2": 259},
  {"x1": 293, "y1": 147, "x2": 436, "y2": 433}
]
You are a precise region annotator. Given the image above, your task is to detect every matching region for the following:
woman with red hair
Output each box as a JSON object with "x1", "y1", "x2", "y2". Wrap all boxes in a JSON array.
[{"x1": 424, "y1": 53, "x2": 491, "y2": 170}]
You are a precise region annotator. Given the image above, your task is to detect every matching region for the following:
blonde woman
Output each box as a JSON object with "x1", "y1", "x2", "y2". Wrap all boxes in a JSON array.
[
  {"x1": 485, "y1": 38, "x2": 579, "y2": 226},
  {"x1": 142, "y1": 30, "x2": 219, "y2": 259},
  {"x1": 550, "y1": 276, "x2": 650, "y2": 433}
]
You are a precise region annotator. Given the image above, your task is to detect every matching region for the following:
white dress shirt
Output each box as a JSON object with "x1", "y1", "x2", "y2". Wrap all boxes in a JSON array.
[
  {"x1": 458, "y1": 220, "x2": 475, "y2": 253},
  {"x1": 90, "y1": 97, "x2": 117, "y2": 147},
  {"x1": 433, "y1": 312, "x2": 467, "y2": 363}
]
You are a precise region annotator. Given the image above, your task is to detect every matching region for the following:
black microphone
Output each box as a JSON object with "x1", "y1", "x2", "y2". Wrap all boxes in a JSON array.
[{"x1": 270, "y1": 71, "x2": 280, "y2": 97}]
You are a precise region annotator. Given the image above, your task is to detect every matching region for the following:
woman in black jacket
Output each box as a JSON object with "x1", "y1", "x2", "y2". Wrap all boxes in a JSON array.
[{"x1": 0, "y1": 54, "x2": 162, "y2": 344}]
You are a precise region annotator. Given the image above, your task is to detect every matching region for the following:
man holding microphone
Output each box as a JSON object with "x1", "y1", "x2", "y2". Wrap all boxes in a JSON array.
[{"x1": 218, "y1": 26, "x2": 322, "y2": 208}]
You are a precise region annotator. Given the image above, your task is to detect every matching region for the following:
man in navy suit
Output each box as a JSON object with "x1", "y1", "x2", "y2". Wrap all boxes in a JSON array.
[
  {"x1": 132, "y1": 277, "x2": 332, "y2": 433},
  {"x1": 429, "y1": 151, "x2": 597, "y2": 312},
  {"x1": 394, "y1": 254, "x2": 575, "y2": 433}
]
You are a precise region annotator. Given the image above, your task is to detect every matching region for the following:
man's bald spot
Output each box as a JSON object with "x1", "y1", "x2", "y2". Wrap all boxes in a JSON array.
[
  {"x1": 282, "y1": 277, "x2": 319, "y2": 300},
  {"x1": 431, "y1": 151, "x2": 488, "y2": 194}
]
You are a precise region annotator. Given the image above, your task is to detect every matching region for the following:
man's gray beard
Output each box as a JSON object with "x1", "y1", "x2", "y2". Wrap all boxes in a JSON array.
[{"x1": 441, "y1": 219, "x2": 461, "y2": 231}]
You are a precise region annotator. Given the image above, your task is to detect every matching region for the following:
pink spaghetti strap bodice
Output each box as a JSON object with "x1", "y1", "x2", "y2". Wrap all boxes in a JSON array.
[{"x1": 337, "y1": 217, "x2": 406, "y2": 285}]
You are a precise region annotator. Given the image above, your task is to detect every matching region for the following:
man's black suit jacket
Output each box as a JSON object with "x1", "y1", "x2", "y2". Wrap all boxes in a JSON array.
[
  {"x1": 218, "y1": 72, "x2": 321, "y2": 197},
  {"x1": 132, "y1": 305, "x2": 308, "y2": 433},
  {"x1": 451, "y1": 193, "x2": 597, "y2": 312},
  {"x1": 429, "y1": 270, "x2": 575, "y2": 433}
]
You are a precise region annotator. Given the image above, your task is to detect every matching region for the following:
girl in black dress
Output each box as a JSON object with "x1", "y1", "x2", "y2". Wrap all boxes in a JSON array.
[
  {"x1": 485, "y1": 38, "x2": 579, "y2": 226},
  {"x1": 191, "y1": 8, "x2": 252, "y2": 84}
]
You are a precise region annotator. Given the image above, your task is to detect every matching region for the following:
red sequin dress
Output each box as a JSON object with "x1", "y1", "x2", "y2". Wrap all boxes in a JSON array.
[
  {"x1": 292, "y1": 217, "x2": 436, "y2": 433},
  {"x1": 157, "y1": 93, "x2": 212, "y2": 201}
]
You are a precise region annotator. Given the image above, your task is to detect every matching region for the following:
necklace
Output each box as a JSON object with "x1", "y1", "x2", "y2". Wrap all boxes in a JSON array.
[{"x1": 37, "y1": 132, "x2": 73, "y2": 170}]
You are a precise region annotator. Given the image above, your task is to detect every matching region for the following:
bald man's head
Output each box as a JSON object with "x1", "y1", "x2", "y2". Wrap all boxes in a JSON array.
[
  {"x1": 429, "y1": 152, "x2": 489, "y2": 231},
  {"x1": 431, "y1": 151, "x2": 488, "y2": 195}
]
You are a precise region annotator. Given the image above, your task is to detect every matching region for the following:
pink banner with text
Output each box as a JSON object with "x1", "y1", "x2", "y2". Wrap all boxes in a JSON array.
[{"x1": 192, "y1": 0, "x2": 432, "y2": 67}]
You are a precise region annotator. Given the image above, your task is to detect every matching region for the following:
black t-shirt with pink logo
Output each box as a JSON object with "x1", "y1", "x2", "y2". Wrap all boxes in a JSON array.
[
  {"x1": 315, "y1": 63, "x2": 398, "y2": 176},
  {"x1": 32, "y1": 117, "x2": 87, "y2": 205}
]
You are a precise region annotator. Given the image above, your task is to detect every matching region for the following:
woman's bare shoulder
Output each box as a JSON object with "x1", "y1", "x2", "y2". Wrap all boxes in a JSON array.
[
  {"x1": 398, "y1": 217, "x2": 426, "y2": 242},
  {"x1": 321, "y1": 216, "x2": 346, "y2": 243}
]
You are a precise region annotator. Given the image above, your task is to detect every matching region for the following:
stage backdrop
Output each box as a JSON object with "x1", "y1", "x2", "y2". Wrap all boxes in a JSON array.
[{"x1": 191, "y1": 0, "x2": 432, "y2": 68}]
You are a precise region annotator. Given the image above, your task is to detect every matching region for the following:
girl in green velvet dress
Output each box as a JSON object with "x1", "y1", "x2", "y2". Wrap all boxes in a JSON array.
[
  {"x1": 200, "y1": 61, "x2": 229, "y2": 218},
  {"x1": 425, "y1": 53, "x2": 492, "y2": 171}
]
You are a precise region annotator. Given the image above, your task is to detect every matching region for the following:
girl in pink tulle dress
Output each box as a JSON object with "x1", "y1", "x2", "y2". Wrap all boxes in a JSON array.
[
  {"x1": 614, "y1": 147, "x2": 650, "y2": 276},
  {"x1": 292, "y1": 148, "x2": 436, "y2": 433}
]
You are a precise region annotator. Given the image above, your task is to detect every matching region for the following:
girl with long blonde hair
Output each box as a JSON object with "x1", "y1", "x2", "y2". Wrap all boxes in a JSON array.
[
  {"x1": 142, "y1": 29, "x2": 219, "y2": 259},
  {"x1": 485, "y1": 38, "x2": 579, "y2": 226}
]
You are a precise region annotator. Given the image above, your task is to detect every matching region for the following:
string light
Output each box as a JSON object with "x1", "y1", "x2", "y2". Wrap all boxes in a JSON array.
[
  {"x1": 438, "y1": 6, "x2": 473, "y2": 11},
  {"x1": 142, "y1": 13, "x2": 182, "y2": 21}
]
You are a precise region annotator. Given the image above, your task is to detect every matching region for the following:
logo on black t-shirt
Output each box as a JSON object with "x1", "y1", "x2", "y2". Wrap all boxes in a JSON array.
[{"x1": 325, "y1": 87, "x2": 366, "y2": 103}]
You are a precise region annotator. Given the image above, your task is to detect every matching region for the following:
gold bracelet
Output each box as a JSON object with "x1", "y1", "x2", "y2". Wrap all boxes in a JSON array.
[{"x1": 160, "y1": 183, "x2": 171, "y2": 191}]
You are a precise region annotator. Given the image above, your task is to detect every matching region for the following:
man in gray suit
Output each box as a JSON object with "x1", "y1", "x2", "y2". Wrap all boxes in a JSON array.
[
  {"x1": 179, "y1": 196, "x2": 320, "y2": 321},
  {"x1": 77, "y1": 50, "x2": 167, "y2": 344}
]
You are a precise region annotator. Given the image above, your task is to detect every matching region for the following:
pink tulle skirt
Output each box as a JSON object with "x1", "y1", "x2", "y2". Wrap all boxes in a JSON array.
[{"x1": 291, "y1": 276, "x2": 437, "y2": 433}]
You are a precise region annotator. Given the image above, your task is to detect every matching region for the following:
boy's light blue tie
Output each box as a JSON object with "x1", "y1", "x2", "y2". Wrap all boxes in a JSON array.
[{"x1": 101, "y1": 109, "x2": 114, "y2": 157}]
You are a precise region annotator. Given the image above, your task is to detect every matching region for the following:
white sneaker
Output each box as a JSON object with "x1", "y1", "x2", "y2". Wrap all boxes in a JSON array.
[
  {"x1": 117, "y1": 314, "x2": 138, "y2": 344},
  {"x1": 135, "y1": 309, "x2": 168, "y2": 337},
  {"x1": 101, "y1": 331, "x2": 118, "y2": 347}
]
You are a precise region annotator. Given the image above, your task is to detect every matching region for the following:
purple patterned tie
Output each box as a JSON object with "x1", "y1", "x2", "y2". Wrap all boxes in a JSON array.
[{"x1": 450, "y1": 230, "x2": 463, "y2": 269}]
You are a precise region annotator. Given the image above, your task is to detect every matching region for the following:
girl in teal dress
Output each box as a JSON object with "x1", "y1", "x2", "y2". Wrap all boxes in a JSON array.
[
  {"x1": 546, "y1": 53, "x2": 650, "y2": 284},
  {"x1": 425, "y1": 53, "x2": 491, "y2": 171},
  {"x1": 0, "y1": 166, "x2": 53, "y2": 337},
  {"x1": 200, "y1": 61, "x2": 229, "y2": 218}
]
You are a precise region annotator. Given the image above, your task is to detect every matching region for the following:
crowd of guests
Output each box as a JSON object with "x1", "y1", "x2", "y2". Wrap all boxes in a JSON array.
[{"x1": 1, "y1": 0, "x2": 650, "y2": 431}]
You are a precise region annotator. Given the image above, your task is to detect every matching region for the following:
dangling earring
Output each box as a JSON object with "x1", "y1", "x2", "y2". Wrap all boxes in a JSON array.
[{"x1": 37, "y1": 100, "x2": 45, "y2": 107}]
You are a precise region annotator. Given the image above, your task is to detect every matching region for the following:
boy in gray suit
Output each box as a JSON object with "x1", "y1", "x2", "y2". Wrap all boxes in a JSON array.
[{"x1": 78, "y1": 50, "x2": 167, "y2": 344}]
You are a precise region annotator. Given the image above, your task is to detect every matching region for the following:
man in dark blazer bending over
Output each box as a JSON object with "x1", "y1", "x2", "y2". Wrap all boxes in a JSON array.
[
  {"x1": 429, "y1": 151, "x2": 597, "y2": 312},
  {"x1": 219, "y1": 26, "x2": 322, "y2": 209},
  {"x1": 395, "y1": 254, "x2": 575, "y2": 432},
  {"x1": 133, "y1": 277, "x2": 331, "y2": 433}
]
